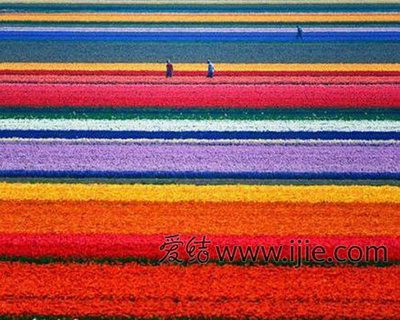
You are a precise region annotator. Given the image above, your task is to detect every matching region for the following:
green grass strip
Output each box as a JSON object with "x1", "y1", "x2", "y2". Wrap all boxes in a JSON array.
[
  {"x1": 1, "y1": 178, "x2": 399, "y2": 186},
  {"x1": 3, "y1": 41, "x2": 400, "y2": 63},
  {"x1": 0, "y1": 255, "x2": 397, "y2": 267},
  {"x1": 1, "y1": 108, "x2": 399, "y2": 121},
  {"x1": 1, "y1": 3, "x2": 400, "y2": 13}
]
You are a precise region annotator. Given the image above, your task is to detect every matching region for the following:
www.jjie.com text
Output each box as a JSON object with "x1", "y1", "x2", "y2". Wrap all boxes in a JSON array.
[{"x1": 159, "y1": 235, "x2": 388, "y2": 267}]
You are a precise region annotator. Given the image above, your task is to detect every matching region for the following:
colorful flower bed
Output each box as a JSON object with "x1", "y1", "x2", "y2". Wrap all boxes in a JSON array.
[{"x1": 0, "y1": 1, "x2": 399, "y2": 319}]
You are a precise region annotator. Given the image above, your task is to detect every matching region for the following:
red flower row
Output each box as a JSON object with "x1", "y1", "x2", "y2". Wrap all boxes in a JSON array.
[
  {"x1": 3, "y1": 74, "x2": 400, "y2": 85},
  {"x1": 1, "y1": 83, "x2": 399, "y2": 108},
  {"x1": 2, "y1": 70, "x2": 400, "y2": 77},
  {"x1": 0, "y1": 263, "x2": 398, "y2": 318},
  {"x1": 0, "y1": 233, "x2": 397, "y2": 263}
]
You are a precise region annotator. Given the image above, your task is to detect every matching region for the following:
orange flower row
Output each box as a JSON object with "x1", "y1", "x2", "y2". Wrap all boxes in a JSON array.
[
  {"x1": 0, "y1": 200, "x2": 398, "y2": 236},
  {"x1": 0, "y1": 263, "x2": 398, "y2": 318}
]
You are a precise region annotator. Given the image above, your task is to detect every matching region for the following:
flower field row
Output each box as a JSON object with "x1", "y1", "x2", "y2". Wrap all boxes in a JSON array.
[
  {"x1": 1, "y1": 119, "x2": 398, "y2": 132},
  {"x1": 2, "y1": 3, "x2": 400, "y2": 13},
  {"x1": 2, "y1": 42, "x2": 399, "y2": 64},
  {"x1": 3, "y1": 29, "x2": 400, "y2": 42},
  {"x1": 2, "y1": 62, "x2": 400, "y2": 72},
  {"x1": 3, "y1": 75, "x2": 400, "y2": 85},
  {"x1": 0, "y1": 141, "x2": 398, "y2": 179},
  {"x1": 2, "y1": 83, "x2": 400, "y2": 108},
  {"x1": 5, "y1": 71, "x2": 400, "y2": 77},
  {"x1": 1, "y1": 107, "x2": 397, "y2": 121},
  {"x1": 0, "y1": 263, "x2": 398, "y2": 318},
  {"x1": 1, "y1": 183, "x2": 398, "y2": 203},
  {"x1": 5, "y1": 27, "x2": 400, "y2": 32},
  {"x1": 0, "y1": 201, "x2": 398, "y2": 236},
  {"x1": 0, "y1": 233, "x2": 397, "y2": 262},
  {"x1": 1, "y1": 118, "x2": 398, "y2": 139},
  {"x1": 4, "y1": 0, "x2": 400, "y2": 4},
  {"x1": 2, "y1": 12, "x2": 400, "y2": 23}
]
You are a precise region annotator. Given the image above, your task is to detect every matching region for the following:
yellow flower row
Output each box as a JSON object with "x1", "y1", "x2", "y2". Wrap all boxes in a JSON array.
[
  {"x1": 2, "y1": 63, "x2": 400, "y2": 72},
  {"x1": 0, "y1": 183, "x2": 399, "y2": 203},
  {"x1": 1, "y1": 13, "x2": 399, "y2": 23}
]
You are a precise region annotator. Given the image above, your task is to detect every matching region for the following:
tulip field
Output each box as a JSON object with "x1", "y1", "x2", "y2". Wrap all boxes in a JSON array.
[{"x1": 0, "y1": 0, "x2": 400, "y2": 319}]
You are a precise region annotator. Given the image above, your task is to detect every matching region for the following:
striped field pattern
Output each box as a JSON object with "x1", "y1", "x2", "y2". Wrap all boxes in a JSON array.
[{"x1": 0, "y1": 0, "x2": 400, "y2": 319}]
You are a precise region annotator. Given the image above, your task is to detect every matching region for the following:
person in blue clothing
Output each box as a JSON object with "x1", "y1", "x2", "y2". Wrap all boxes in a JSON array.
[
  {"x1": 296, "y1": 26, "x2": 304, "y2": 40},
  {"x1": 166, "y1": 59, "x2": 173, "y2": 78},
  {"x1": 207, "y1": 59, "x2": 215, "y2": 78}
]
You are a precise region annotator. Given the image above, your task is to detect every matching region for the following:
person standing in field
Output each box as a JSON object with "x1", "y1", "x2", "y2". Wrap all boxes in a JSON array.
[
  {"x1": 296, "y1": 26, "x2": 303, "y2": 40},
  {"x1": 207, "y1": 60, "x2": 215, "y2": 78},
  {"x1": 166, "y1": 59, "x2": 173, "y2": 78}
]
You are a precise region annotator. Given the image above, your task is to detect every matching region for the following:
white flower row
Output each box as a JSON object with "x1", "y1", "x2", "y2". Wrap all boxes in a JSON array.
[{"x1": 0, "y1": 119, "x2": 398, "y2": 132}]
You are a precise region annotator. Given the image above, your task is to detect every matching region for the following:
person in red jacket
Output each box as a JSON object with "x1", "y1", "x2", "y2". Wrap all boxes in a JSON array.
[{"x1": 166, "y1": 59, "x2": 173, "y2": 78}]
